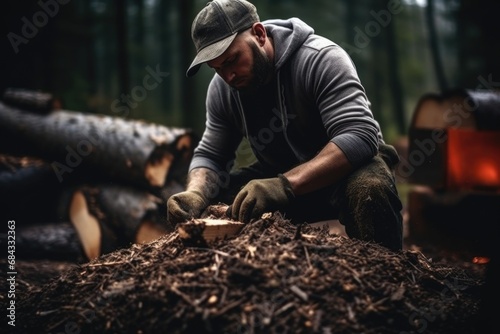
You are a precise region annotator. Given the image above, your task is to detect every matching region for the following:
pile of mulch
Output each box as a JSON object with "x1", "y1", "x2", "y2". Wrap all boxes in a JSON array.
[{"x1": 12, "y1": 212, "x2": 485, "y2": 334}]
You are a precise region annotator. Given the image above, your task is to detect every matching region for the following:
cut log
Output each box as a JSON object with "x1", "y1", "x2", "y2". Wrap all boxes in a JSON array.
[
  {"x1": 0, "y1": 154, "x2": 71, "y2": 224},
  {"x1": 11, "y1": 223, "x2": 85, "y2": 262},
  {"x1": 68, "y1": 184, "x2": 175, "y2": 261},
  {"x1": 1, "y1": 87, "x2": 61, "y2": 114},
  {"x1": 0, "y1": 101, "x2": 198, "y2": 189},
  {"x1": 0, "y1": 153, "x2": 187, "y2": 261}
]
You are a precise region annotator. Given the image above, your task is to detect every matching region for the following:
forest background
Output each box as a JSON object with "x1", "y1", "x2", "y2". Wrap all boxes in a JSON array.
[{"x1": 2, "y1": 0, "x2": 499, "y2": 148}]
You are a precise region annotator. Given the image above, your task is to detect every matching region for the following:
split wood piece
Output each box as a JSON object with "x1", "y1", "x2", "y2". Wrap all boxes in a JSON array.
[
  {"x1": 69, "y1": 184, "x2": 173, "y2": 261},
  {"x1": 0, "y1": 101, "x2": 197, "y2": 189},
  {"x1": 177, "y1": 204, "x2": 244, "y2": 245},
  {"x1": 1, "y1": 87, "x2": 61, "y2": 114},
  {"x1": 177, "y1": 218, "x2": 245, "y2": 244}
]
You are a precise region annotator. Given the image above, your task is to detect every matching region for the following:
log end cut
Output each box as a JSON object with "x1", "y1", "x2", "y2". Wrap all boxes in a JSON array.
[
  {"x1": 145, "y1": 152, "x2": 174, "y2": 187},
  {"x1": 69, "y1": 191, "x2": 101, "y2": 261}
]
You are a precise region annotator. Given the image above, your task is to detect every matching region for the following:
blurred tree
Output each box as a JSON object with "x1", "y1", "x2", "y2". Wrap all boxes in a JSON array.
[
  {"x1": 83, "y1": 1, "x2": 97, "y2": 98},
  {"x1": 426, "y1": 0, "x2": 449, "y2": 91},
  {"x1": 133, "y1": 0, "x2": 144, "y2": 47},
  {"x1": 178, "y1": 0, "x2": 197, "y2": 129},
  {"x1": 457, "y1": 0, "x2": 500, "y2": 89},
  {"x1": 156, "y1": 0, "x2": 172, "y2": 119},
  {"x1": 384, "y1": 0, "x2": 406, "y2": 135},
  {"x1": 365, "y1": 0, "x2": 386, "y2": 126},
  {"x1": 2, "y1": 0, "x2": 498, "y2": 137},
  {"x1": 115, "y1": 0, "x2": 130, "y2": 94}
]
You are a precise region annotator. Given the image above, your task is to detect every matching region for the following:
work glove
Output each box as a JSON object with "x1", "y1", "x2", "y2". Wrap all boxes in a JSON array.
[
  {"x1": 227, "y1": 174, "x2": 295, "y2": 223},
  {"x1": 167, "y1": 191, "x2": 208, "y2": 224}
]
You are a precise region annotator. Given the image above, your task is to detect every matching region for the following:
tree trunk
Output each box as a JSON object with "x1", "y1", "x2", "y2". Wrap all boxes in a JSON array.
[
  {"x1": 178, "y1": 0, "x2": 198, "y2": 130},
  {"x1": 115, "y1": 0, "x2": 130, "y2": 94},
  {"x1": 0, "y1": 102, "x2": 197, "y2": 189},
  {"x1": 426, "y1": 0, "x2": 448, "y2": 91},
  {"x1": 385, "y1": 6, "x2": 406, "y2": 136}
]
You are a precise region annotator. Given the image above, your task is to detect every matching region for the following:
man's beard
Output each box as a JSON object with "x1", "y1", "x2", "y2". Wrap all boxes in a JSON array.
[{"x1": 238, "y1": 42, "x2": 274, "y2": 94}]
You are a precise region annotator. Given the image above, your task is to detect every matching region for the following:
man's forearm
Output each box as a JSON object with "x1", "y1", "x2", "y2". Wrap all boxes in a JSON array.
[
  {"x1": 283, "y1": 142, "x2": 353, "y2": 196},
  {"x1": 186, "y1": 167, "x2": 220, "y2": 200}
]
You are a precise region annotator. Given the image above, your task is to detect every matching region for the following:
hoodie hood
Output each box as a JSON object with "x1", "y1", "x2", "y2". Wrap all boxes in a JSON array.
[{"x1": 263, "y1": 18, "x2": 314, "y2": 70}]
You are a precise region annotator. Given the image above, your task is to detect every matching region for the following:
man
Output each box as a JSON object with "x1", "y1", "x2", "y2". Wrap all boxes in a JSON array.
[{"x1": 168, "y1": 0, "x2": 403, "y2": 251}]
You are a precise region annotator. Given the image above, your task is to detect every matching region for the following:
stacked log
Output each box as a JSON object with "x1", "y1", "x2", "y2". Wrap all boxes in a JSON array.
[
  {"x1": 0, "y1": 88, "x2": 198, "y2": 261},
  {"x1": 0, "y1": 101, "x2": 196, "y2": 189}
]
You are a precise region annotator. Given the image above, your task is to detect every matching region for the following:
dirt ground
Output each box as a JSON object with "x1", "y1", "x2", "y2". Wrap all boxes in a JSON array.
[{"x1": 1, "y1": 211, "x2": 491, "y2": 334}]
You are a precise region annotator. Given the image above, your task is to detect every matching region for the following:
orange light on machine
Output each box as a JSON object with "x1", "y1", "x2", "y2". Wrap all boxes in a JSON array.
[
  {"x1": 472, "y1": 256, "x2": 490, "y2": 264},
  {"x1": 447, "y1": 128, "x2": 500, "y2": 191}
]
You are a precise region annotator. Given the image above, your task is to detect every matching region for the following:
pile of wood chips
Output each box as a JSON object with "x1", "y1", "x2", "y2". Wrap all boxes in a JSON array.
[{"x1": 15, "y1": 212, "x2": 484, "y2": 334}]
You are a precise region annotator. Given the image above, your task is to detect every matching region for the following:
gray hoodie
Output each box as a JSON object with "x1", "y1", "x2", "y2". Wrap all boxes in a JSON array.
[{"x1": 189, "y1": 18, "x2": 383, "y2": 176}]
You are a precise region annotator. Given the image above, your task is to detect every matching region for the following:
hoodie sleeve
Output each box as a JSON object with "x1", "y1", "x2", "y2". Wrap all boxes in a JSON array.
[
  {"x1": 299, "y1": 39, "x2": 381, "y2": 167},
  {"x1": 188, "y1": 75, "x2": 243, "y2": 174}
]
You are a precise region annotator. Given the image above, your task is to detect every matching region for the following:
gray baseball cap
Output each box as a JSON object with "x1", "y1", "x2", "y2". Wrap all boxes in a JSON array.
[{"x1": 186, "y1": 0, "x2": 260, "y2": 77}]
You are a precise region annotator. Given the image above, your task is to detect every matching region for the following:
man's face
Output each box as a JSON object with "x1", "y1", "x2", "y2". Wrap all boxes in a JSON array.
[{"x1": 207, "y1": 33, "x2": 273, "y2": 92}]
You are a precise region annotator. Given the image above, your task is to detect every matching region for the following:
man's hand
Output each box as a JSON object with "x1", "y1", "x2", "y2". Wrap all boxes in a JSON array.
[
  {"x1": 228, "y1": 174, "x2": 295, "y2": 223},
  {"x1": 167, "y1": 191, "x2": 208, "y2": 224}
]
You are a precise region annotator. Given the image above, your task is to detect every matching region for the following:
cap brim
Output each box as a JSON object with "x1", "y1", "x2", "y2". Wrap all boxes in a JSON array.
[{"x1": 186, "y1": 33, "x2": 238, "y2": 77}]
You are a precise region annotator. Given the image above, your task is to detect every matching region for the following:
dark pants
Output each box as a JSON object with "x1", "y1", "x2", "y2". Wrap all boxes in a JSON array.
[{"x1": 215, "y1": 144, "x2": 403, "y2": 251}]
